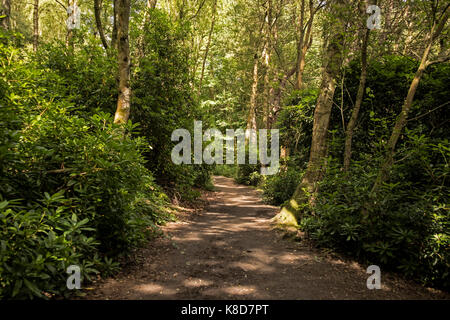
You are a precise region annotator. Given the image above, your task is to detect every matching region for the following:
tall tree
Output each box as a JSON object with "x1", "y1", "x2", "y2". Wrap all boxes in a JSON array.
[
  {"x1": 343, "y1": 0, "x2": 372, "y2": 171},
  {"x1": 267, "y1": 0, "x2": 323, "y2": 128},
  {"x1": 33, "y1": 0, "x2": 39, "y2": 52},
  {"x1": 247, "y1": 52, "x2": 259, "y2": 130},
  {"x1": 275, "y1": 0, "x2": 347, "y2": 225},
  {"x1": 111, "y1": 0, "x2": 118, "y2": 49},
  {"x1": 199, "y1": 0, "x2": 217, "y2": 89},
  {"x1": 94, "y1": 0, "x2": 108, "y2": 49},
  {"x1": 113, "y1": 0, "x2": 131, "y2": 124},
  {"x1": 372, "y1": 4, "x2": 449, "y2": 191},
  {"x1": 246, "y1": 7, "x2": 267, "y2": 131},
  {"x1": 295, "y1": 0, "x2": 315, "y2": 90}
]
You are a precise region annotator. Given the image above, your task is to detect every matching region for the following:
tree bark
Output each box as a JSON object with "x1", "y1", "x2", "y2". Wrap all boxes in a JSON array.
[
  {"x1": 0, "y1": 0, "x2": 11, "y2": 30},
  {"x1": 295, "y1": 0, "x2": 315, "y2": 90},
  {"x1": 94, "y1": 0, "x2": 108, "y2": 49},
  {"x1": 372, "y1": 7, "x2": 449, "y2": 191},
  {"x1": 262, "y1": 41, "x2": 271, "y2": 128},
  {"x1": 66, "y1": 0, "x2": 75, "y2": 49},
  {"x1": 111, "y1": 0, "x2": 118, "y2": 49},
  {"x1": 268, "y1": 66, "x2": 296, "y2": 128},
  {"x1": 275, "y1": 0, "x2": 346, "y2": 226},
  {"x1": 247, "y1": 52, "x2": 259, "y2": 130},
  {"x1": 199, "y1": 0, "x2": 217, "y2": 89},
  {"x1": 33, "y1": 0, "x2": 39, "y2": 52},
  {"x1": 343, "y1": 1, "x2": 371, "y2": 171},
  {"x1": 262, "y1": 0, "x2": 273, "y2": 129},
  {"x1": 113, "y1": 0, "x2": 131, "y2": 124}
]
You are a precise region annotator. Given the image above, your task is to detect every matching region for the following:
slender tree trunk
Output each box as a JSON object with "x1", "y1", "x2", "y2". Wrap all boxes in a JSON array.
[
  {"x1": 268, "y1": 66, "x2": 296, "y2": 128},
  {"x1": 66, "y1": 0, "x2": 75, "y2": 49},
  {"x1": 0, "y1": 0, "x2": 11, "y2": 30},
  {"x1": 113, "y1": 0, "x2": 131, "y2": 124},
  {"x1": 268, "y1": 0, "x2": 318, "y2": 128},
  {"x1": 247, "y1": 53, "x2": 259, "y2": 130},
  {"x1": 295, "y1": 0, "x2": 314, "y2": 90},
  {"x1": 94, "y1": 0, "x2": 108, "y2": 49},
  {"x1": 199, "y1": 0, "x2": 217, "y2": 89},
  {"x1": 33, "y1": 0, "x2": 39, "y2": 52},
  {"x1": 262, "y1": 41, "x2": 271, "y2": 128},
  {"x1": 275, "y1": 0, "x2": 345, "y2": 226},
  {"x1": 262, "y1": 0, "x2": 272, "y2": 128},
  {"x1": 372, "y1": 8, "x2": 449, "y2": 191},
  {"x1": 111, "y1": 0, "x2": 118, "y2": 49},
  {"x1": 343, "y1": 2, "x2": 371, "y2": 171}
]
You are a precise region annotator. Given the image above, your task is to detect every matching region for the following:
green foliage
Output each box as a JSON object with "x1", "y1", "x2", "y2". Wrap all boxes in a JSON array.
[
  {"x1": 262, "y1": 167, "x2": 302, "y2": 206},
  {"x1": 264, "y1": 55, "x2": 449, "y2": 291},
  {"x1": 300, "y1": 135, "x2": 449, "y2": 290},
  {"x1": 131, "y1": 9, "x2": 212, "y2": 200},
  {"x1": 0, "y1": 194, "x2": 100, "y2": 299},
  {"x1": 235, "y1": 163, "x2": 261, "y2": 186},
  {"x1": 214, "y1": 164, "x2": 238, "y2": 178},
  {"x1": 0, "y1": 39, "x2": 170, "y2": 299},
  {"x1": 276, "y1": 89, "x2": 317, "y2": 168},
  {"x1": 35, "y1": 41, "x2": 117, "y2": 115}
]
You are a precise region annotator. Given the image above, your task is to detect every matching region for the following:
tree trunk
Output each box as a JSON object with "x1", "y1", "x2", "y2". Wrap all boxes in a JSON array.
[
  {"x1": 343, "y1": 2, "x2": 371, "y2": 171},
  {"x1": 268, "y1": 66, "x2": 296, "y2": 128},
  {"x1": 275, "y1": 0, "x2": 345, "y2": 226},
  {"x1": 113, "y1": 0, "x2": 131, "y2": 125},
  {"x1": 295, "y1": 0, "x2": 314, "y2": 90},
  {"x1": 247, "y1": 53, "x2": 259, "y2": 130},
  {"x1": 111, "y1": 0, "x2": 118, "y2": 49},
  {"x1": 33, "y1": 0, "x2": 39, "y2": 52},
  {"x1": 199, "y1": 0, "x2": 217, "y2": 89},
  {"x1": 372, "y1": 8, "x2": 449, "y2": 191},
  {"x1": 66, "y1": 0, "x2": 75, "y2": 49},
  {"x1": 0, "y1": 0, "x2": 11, "y2": 30},
  {"x1": 94, "y1": 0, "x2": 108, "y2": 49},
  {"x1": 262, "y1": 41, "x2": 271, "y2": 128},
  {"x1": 262, "y1": 0, "x2": 272, "y2": 129}
]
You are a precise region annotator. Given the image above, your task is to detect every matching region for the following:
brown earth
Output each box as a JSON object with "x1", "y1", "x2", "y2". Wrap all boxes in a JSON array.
[{"x1": 84, "y1": 176, "x2": 449, "y2": 300}]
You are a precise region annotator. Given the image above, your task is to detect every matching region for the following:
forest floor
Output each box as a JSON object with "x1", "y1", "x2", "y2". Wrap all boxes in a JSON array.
[{"x1": 83, "y1": 176, "x2": 449, "y2": 299}]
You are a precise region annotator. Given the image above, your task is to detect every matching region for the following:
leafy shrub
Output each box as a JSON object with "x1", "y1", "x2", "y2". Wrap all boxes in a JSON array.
[
  {"x1": 262, "y1": 167, "x2": 303, "y2": 205},
  {"x1": 300, "y1": 136, "x2": 449, "y2": 290},
  {"x1": 235, "y1": 163, "x2": 260, "y2": 186},
  {"x1": 131, "y1": 9, "x2": 211, "y2": 200},
  {"x1": 0, "y1": 193, "x2": 101, "y2": 299},
  {"x1": 0, "y1": 41, "x2": 170, "y2": 299},
  {"x1": 214, "y1": 164, "x2": 238, "y2": 178}
]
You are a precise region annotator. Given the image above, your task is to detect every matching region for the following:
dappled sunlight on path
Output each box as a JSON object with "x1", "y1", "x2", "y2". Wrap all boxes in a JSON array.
[{"x1": 86, "y1": 176, "x2": 447, "y2": 300}]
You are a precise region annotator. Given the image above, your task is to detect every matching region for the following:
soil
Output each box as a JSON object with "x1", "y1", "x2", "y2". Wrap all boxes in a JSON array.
[{"x1": 84, "y1": 176, "x2": 449, "y2": 300}]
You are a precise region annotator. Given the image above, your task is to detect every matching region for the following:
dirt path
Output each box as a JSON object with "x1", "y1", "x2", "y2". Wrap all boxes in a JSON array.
[{"x1": 86, "y1": 176, "x2": 448, "y2": 300}]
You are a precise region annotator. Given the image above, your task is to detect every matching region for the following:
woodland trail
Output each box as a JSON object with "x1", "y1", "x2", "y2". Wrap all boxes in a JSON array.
[{"x1": 85, "y1": 176, "x2": 448, "y2": 300}]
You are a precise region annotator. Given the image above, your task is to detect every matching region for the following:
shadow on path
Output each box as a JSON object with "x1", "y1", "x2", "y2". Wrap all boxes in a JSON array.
[{"x1": 86, "y1": 176, "x2": 447, "y2": 299}]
